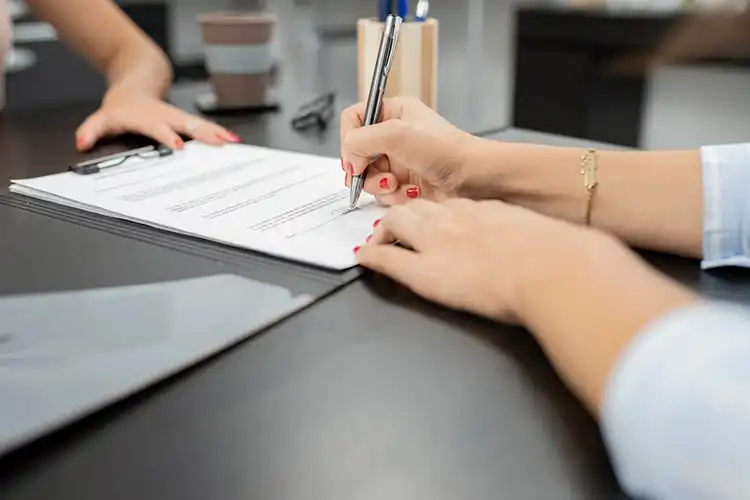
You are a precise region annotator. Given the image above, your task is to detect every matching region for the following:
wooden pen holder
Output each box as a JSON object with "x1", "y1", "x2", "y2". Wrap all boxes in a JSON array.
[{"x1": 357, "y1": 17, "x2": 439, "y2": 109}]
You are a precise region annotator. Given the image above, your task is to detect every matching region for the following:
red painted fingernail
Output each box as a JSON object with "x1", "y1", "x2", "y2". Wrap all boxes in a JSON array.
[
  {"x1": 353, "y1": 246, "x2": 361, "y2": 254},
  {"x1": 379, "y1": 178, "x2": 389, "y2": 190},
  {"x1": 366, "y1": 235, "x2": 373, "y2": 243},
  {"x1": 175, "y1": 139, "x2": 184, "y2": 149},
  {"x1": 406, "y1": 186, "x2": 420, "y2": 199},
  {"x1": 373, "y1": 219, "x2": 381, "y2": 228},
  {"x1": 76, "y1": 136, "x2": 87, "y2": 149},
  {"x1": 228, "y1": 132, "x2": 240, "y2": 142},
  {"x1": 349, "y1": 163, "x2": 355, "y2": 175}
]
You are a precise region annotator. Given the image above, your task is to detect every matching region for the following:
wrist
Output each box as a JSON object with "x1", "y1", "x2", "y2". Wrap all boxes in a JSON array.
[
  {"x1": 514, "y1": 227, "x2": 698, "y2": 333},
  {"x1": 511, "y1": 228, "x2": 699, "y2": 413},
  {"x1": 458, "y1": 139, "x2": 590, "y2": 222},
  {"x1": 103, "y1": 81, "x2": 164, "y2": 105},
  {"x1": 455, "y1": 137, "x2": 509, "y2": 200},
  {"x1": 512, "y1": 225, "x2": 604, "y2": 324},
  {"x1": 104, "y1": 50, "x2": 172, "y2": 103}
]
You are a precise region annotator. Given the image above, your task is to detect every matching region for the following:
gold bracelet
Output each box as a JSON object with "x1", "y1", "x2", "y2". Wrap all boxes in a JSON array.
[{"x1": 580, "y1": 148, "x2": 598, "y2": 226}]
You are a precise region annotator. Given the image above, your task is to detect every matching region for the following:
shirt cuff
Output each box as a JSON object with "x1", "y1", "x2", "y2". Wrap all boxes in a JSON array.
[
  {"x1": 701, "y1": 144, "x2": 750, "y2": 269},
  {"x1": 602, "y1": 301, "x2": 750, "y2": 500}
]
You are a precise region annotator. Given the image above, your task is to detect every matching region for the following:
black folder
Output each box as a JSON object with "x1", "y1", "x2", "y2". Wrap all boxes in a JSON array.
[{"x1": 0, "y1": 193, "x2": 361, "y2": 298}]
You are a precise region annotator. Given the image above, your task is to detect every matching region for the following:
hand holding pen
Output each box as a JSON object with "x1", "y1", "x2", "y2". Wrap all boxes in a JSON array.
[{"x1": 340, "y1": 95, "x2": 474, "y2": 206}]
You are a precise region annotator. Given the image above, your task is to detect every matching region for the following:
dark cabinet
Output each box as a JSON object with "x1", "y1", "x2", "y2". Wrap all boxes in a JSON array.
[{"x1": 512, "y1": 8, "x2": 674, "y2": 147}]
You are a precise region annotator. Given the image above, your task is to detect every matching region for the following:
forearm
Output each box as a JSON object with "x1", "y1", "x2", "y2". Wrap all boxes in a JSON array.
[
  {"x1": 516, "y1": 232, "x2": 698, "y2": 414},
  {"x1": 102, "y1": 42, "x2": 172, "y2": 100},
  {"x1": 28, "y1": 0, "x2": 172, "y2": 99},
  {"x1": 463, "y1": 139, "x2": 704, "y2": 258}
]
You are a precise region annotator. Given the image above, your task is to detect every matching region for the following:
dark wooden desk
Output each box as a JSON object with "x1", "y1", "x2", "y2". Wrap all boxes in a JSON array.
[{"x1": 0, "y1": 91, "x2": 620, "y2": 500}]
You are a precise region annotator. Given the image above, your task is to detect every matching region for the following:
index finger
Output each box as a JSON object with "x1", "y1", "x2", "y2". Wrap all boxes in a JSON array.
[
  {"x1": 339, "y1": 97, "x2": 406, "y2": 153},
  {"x1": 370, "y1": 202, "x2": 431, "y2": 251},
  {"x1": 339, "y1": 101, "x2": 367, "y2": 150}
]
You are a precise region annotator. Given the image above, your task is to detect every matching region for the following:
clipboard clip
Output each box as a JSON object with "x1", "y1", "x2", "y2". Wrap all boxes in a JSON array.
[{"x1": 69, "y1": 144, "x2": 174, "y2": 175}]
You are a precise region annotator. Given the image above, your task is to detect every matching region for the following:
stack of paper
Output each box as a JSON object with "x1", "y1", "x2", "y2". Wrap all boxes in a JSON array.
[{"x1": 10, "y1": 143, "x2": 385, "y2": 270}]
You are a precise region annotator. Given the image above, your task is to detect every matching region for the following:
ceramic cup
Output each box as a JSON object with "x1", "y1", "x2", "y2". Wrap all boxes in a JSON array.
[{"x1": 199, "y1": 12, "x2": 276, "y2": 108}]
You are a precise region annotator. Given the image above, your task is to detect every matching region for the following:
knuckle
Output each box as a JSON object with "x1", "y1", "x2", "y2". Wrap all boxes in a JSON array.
[
  {"x1": 394, "y1": 95, "x2": 419, "y2": 108},
  {"x1": 385, "y1": 204, "x2": 409, "y2": 222},
  {"x1": 374, "y1": 193, "x2": 396, "y2": 206},
  {"x1": 342, "y1": 103, "x2": 361, "y2": 120},
  {"x1": 411, "y1": 198, "x2": 436, "y2": 212},
  {"x1": 341, "y1": 130, "x2": 357, "y2": 150},
  {"x1": 387, "y1": 117, "x2": 405, "y2": 132},
  {"x1": 92, "y1": 110, "x2": 111, "y2": 122},
  {"x1": 387, "y1": 120, "x2": 411, "y2": 148}
]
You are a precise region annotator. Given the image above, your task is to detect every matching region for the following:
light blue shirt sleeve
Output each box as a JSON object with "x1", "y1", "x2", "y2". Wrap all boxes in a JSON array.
[
  {"x1": 602, "y1": 302, "x2": 750, "y2": 500},
  {"x1": 701, "y1": 143, "x2": 750, "y2": 269}
]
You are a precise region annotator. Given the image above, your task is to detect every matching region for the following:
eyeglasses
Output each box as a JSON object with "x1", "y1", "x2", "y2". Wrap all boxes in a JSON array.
[
  {"x1": 291, "y1": 92, "x2": 336, "y2": 132},
  {"x1": 70, "y1": 144, "x2": 174, "y2": 175}
]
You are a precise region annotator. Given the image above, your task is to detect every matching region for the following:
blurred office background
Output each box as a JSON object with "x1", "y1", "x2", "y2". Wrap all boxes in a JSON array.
[{"x1": 4, "y1": 0, "x2": 750, "y2": 149}]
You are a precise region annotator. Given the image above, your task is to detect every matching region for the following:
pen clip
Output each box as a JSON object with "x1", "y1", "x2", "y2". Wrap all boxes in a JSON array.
[{"x1": 382, "y1": 17, "x2": 402, "y2": 75}]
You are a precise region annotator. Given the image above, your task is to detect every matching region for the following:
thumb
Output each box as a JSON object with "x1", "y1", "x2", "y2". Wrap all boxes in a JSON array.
[
  {"x1": 75, "y1": 111, "x2": 109, "y2": 151},
  {"x1": 342, "y1": 119, "x2": 410, "y2": 175}
]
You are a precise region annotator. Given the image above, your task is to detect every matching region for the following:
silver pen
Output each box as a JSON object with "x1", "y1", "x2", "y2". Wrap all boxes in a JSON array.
[{"x1": 349, "y1": 14, "x2": 403, "y2": 209}]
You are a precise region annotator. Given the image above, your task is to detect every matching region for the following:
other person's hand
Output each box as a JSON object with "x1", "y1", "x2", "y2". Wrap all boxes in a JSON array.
[
  {"x1": 355, "y1": 198, "x2": 610, "y2": 323},
  {"x1": 340, "y1": 96, "x2": 481, "y2": 205},
  {"x1": 75, "y1": 89, "x2": 240, "y2": 152}
]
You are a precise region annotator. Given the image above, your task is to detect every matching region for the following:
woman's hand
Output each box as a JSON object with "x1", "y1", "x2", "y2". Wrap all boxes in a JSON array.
[
  {"x1": 357, "y1": 199, "x2": 699, "y2": 417},
  {"x1": 340, "y1": 96, "x2": 482, "y2": 205},
  {"x1": 75, "y1": 89, "x2": 240, "y2": 152},
  {"x1": 355, "y1": 198, "x2": 603, "y2": 323}
]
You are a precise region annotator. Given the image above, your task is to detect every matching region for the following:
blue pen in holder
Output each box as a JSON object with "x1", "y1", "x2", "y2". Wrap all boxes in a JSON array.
[
  {"x1": 357, "y1": 16, "x2": 439, "y2": 109},
  {"x1": 378, "y1": 0, "x2": 392, "y2": 21},
  {"x1": 379, "y1": 0, "x2": 408, "y2": 22}
]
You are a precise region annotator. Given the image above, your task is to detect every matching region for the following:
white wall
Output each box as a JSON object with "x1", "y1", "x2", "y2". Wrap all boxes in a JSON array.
[{"x1": 642, "y1": 64, "x2": 750, "y2": 149}]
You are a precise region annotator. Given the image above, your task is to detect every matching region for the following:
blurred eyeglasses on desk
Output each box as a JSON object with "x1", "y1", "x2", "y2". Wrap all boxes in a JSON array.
[{"x1": 291, "y1": 92, "x2": 336, "y2": 132}]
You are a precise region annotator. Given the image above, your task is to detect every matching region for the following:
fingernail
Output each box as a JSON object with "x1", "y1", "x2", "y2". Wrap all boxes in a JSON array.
[
  {"x1": 228, "y1": 131, "x2": 240, "y2": 143},
  {"x1": 366, "y1": 235, "x2": 372, "y2": 243},
  {"x1": 175, "y1": 139, "x2": 184, "y2": 149},
  {"x1": 379, "y1": 178, "x2": 389, "y2": 190},
  {"x1": 353, "y1": 246, "x2": 361, "y2": 254},
  {"x1": 341, "y1": 158, "x2": 345, "y2": 171},
  {"x1": 76, "y1": 136, "x2": 87, "y2": 149},
  {"x1": 406, "y1": 186, "x2": 420, "y2": 199},
  {"x1": 373, "y1": 219, "x2": 381, "y2": 228},
  {"x1": 349, "y1": 163, "x2": 355, "y2": 175}
]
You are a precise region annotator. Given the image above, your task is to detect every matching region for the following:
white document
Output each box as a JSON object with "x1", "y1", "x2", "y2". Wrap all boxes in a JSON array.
[{"x1": 10, "y1": 142, "x2": 385, "y2": 270}]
